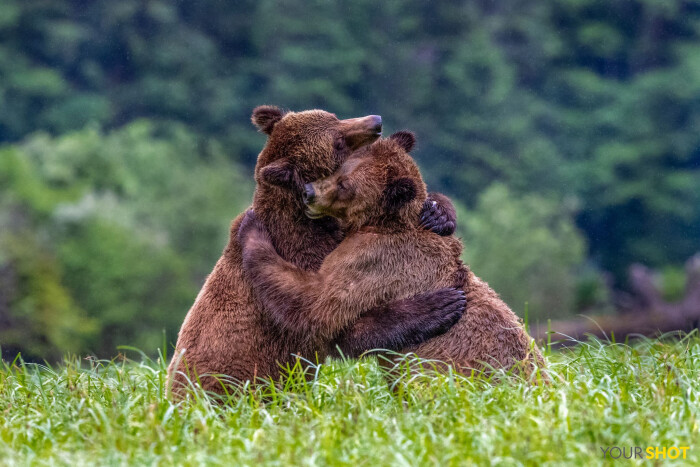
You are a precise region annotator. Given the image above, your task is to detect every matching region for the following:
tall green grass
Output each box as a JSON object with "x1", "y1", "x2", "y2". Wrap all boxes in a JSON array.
[{"x1": 1, "y1": 335, "x2": 699, "y2": 466}]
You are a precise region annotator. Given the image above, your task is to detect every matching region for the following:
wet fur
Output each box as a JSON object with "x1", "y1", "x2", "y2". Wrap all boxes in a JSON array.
[
  {"x1": 168, "y1": 109, "x2": 462, "y2": 395},
  {"x1": 241, "y1": 135, "x2": 546, "y2": 378}
]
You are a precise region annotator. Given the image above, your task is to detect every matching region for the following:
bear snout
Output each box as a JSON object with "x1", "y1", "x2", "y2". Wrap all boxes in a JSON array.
[
  {"x1": 368, "y1": 115, "x2": 382, "y2": 134},
  {"x1": 303, "y1": 183, "x2": 316, "y2": 204},
  {"x1": 341, "y1": 115, "x2": 383, "y2": 150}
]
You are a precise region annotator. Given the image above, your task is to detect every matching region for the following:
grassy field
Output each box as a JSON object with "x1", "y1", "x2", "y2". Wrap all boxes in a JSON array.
[{"x1": 1, "y1": 335, "x2": 699, "y2": 466}]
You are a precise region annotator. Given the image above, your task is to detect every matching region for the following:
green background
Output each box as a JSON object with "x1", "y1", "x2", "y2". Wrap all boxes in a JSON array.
[{"x1": 1, "y1": 0, "x2": 698, "y2": 359}]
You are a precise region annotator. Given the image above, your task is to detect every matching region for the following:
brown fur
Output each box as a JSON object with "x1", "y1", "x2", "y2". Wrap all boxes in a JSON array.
[
  {"x1": 240, "y1": 133, "x2": 546, "y2": 378},
  {"x1": 168, "y1": 109, "x2": 464, "y2": 395}
]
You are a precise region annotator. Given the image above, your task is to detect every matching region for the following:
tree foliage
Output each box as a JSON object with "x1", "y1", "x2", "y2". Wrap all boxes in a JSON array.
[
  {"x1": 460, "y1": 184, "x2": 586, "y2": 321},
  {"x1": 0, "y1": 123, "x2": 253, "y2": 358},
  {"x1": 2, "y1": 0, "x2": 698, "y2": 275},
  {"x1": 1, "y1": 0, "x2": 699, "y2": 357}
]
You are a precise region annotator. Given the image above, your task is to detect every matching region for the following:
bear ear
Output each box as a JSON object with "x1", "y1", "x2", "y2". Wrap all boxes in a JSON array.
[
  {"x1": 252, "y1": 105, "x2": 286, "y2": 135},
  {"x1": 382, "y1": 177, "x2": 417, "y2": 213},
  {"x1": 259, "y1": 158, "x2": 302, "y2": 190},
  {"x1": 389, "y1": 131, "x2": 416, "y2": 152}
]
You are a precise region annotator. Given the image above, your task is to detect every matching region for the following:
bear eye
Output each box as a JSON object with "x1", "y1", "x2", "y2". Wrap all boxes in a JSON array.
[
  {"x1": 333, "y1": 138, "x2": 346, "y2": 151},
  {"x1": 336, "y1": 179, "x2": 354, "y2": 201}
]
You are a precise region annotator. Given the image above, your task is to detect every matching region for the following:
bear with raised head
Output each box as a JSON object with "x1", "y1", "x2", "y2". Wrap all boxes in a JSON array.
[
  {"x1": 168, "y1": 107, "x2": 465, "y2": 395},
  {"x1": 238, "y1": 131, "x2": 545, "y2": 378}
]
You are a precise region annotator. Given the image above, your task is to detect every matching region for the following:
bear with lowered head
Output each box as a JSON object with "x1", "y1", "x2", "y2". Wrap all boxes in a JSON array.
[
  {"x1": 168, "y1": 107, "x2": 465, "y2": 395},
  {"x1": 238, "y1": 130, "x2": 546, "y2": 379}
]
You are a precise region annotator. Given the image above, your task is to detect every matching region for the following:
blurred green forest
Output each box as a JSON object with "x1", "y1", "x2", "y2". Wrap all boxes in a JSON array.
[{"x1": 1, "y1": 0, "x2": 699, "y2": 359}]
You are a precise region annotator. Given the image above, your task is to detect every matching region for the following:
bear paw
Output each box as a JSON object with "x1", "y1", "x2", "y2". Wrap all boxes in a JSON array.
[{"x1": 419, "y1": 195, "x2": 456, "y2": 236}]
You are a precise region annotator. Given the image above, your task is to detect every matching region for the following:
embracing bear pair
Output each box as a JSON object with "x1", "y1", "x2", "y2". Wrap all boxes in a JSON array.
[{"x1": 168, "y1": 107, "x2": 545, "y2": 396}]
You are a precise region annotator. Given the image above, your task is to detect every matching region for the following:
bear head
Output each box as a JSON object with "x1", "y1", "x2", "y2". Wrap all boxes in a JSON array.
[
  {"x1": 252, "y1": 106, "x2": 383, "y2": 193},
  {"x1": 302, "y1": 131, "x2": 428, "y2": 232}
]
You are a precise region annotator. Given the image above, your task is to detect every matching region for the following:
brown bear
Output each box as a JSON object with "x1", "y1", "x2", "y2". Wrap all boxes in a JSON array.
[
  {"x1": 237, "y1": 131, "x2": 546, "y2": 378},
  {"x1": 168, "y1": 107, "x2": 465, "y2": 395}
]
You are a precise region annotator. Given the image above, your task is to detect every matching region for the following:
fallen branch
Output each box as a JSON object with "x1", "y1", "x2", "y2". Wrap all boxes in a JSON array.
[{"x1": 533, "y1": 253, "x2": 700, "y2": 343}]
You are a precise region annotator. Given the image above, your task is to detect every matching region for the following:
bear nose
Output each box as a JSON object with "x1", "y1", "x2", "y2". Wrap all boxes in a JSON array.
[
  {"x1": 369, "y1": 115, "x2": 382, "y2": 134},
  {"x1": 302, "y1": 183, "x2": 316, "y2": 204}
]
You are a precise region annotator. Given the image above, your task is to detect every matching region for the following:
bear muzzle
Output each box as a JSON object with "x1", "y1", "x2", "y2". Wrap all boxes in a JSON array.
[{"x1": 340, "y1": 115, "x2": 382, "y2": 150}]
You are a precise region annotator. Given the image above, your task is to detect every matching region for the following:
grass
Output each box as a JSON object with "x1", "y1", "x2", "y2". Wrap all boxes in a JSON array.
[{"x1": 1, "y1": 335, "x2": 699, "y2": 466}]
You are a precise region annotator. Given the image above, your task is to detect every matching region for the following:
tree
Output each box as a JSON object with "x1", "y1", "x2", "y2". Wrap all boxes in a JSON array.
[
  {"x1": 460, "y1": 184, "x2": 586, "y2": 321},
  {"x1": 0, "y1": 122, "x2": 253, "y2": 357}
]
